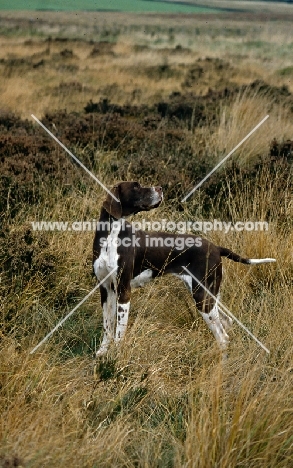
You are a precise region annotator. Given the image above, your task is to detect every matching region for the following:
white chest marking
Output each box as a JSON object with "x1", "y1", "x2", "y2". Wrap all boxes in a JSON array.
[{"x1": 94, "y1": 219, "x2": 124, "y2": 281}]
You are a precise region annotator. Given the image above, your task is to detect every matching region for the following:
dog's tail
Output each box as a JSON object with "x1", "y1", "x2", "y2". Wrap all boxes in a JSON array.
[{"x1": 219, "y1": 247, "x2": 276, "y2": 265}]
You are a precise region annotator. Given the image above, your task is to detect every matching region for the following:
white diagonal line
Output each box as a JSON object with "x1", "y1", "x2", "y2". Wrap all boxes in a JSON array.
[
  {"x1": 181, "y1": 115, "x2": 269, "y2": 202},
  {"x1": 30, "y1": 266, "x2": 118, "y2": 354},
  {"x1": 182, "y1": 266, "x2": 270, "y2": 354},
  {"x1": 31, "y1": 114, "x2": 120, "y2": 202}
]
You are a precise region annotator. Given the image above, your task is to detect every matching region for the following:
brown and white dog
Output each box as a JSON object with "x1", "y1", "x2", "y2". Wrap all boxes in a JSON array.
[{"x1": 93, "y1": 181, "x2": 275, "y2": 357}]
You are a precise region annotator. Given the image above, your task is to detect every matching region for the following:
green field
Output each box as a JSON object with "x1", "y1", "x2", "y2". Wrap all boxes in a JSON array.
[{"x1": 0, "y1": 0, "x2": 221, "y2": 13}]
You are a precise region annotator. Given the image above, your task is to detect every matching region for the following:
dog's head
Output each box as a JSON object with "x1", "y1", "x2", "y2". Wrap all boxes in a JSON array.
[{"x1": 103, "y1": 181, "x2": 163, "y2": 218}]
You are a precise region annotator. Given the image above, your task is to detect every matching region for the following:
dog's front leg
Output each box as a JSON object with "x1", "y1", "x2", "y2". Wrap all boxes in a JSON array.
[
  {"x1": 115, "y1": 285, "x2": 131, "y2": 344},
  {"x1": 96, "y1": 283, "x2": 117, "y2": 357}
]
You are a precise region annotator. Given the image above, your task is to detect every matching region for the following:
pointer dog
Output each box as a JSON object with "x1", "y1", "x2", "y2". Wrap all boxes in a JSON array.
[{"x1": 93, "y1": 181, "x2": 275, "y2": 356}]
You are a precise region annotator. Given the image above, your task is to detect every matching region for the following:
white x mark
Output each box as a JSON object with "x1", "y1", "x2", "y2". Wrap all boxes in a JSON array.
[
  {"x1": 31, "y1": 114, "x2": 119, "y2": 202},
  {"x1": 183, "y1": 266, "x2": 270, "y2": 354},
  {"x1": 182, "y1": 115, "x2": 269, "y2": 202},
  {"x1": 30, "y1": 267, "x2": 118, "y2": 354}
]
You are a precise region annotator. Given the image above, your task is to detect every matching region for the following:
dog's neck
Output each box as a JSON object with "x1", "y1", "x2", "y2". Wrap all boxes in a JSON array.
[
  {"x1": 99, "y1": 206, "x2": 133, "y2": 224},
  {"x1": 98, "y1": 207, "x2": 126, "y2": 235},
  {"x1": 99, "y1": 206, "x2": 120, "y2": 223},
  {"x1": 93, "y1": 208, "x2": 123, "y2": 264}
]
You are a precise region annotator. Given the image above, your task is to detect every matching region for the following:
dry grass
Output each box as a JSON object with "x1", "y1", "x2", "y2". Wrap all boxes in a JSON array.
[
  {"x1": 1, "y1": 9, "x2": 293, "y2": 117},
  {"x1": 1, "y1": 160, "x2": 292, "y2": 467},
  {"x1": 1, "y1": 9, "x2": 293, "y2": 468},
  {"x1": 209, "y1": 90, "x2": 293, "y2": 165}
]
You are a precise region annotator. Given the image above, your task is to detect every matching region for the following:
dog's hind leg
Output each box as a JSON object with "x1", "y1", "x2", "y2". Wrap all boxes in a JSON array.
[
  {"x1": 193, "y1": 285, "x2": 230, "y2": 351},
  {"x1": 219, "y1": 306, "x2": 233, "y2": 333},
  {"x1": 200, "y1": 302, "x2": 230, "y2": 351}
]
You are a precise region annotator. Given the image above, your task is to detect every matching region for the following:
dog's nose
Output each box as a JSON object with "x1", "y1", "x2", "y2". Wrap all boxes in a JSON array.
[{"x1": 155, "y1": 186, "x2": 162, "y2": 193}]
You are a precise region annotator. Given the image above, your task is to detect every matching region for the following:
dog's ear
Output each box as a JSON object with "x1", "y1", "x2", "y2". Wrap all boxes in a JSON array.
[{"x1": 102, "y1": 185, "x2": 122, "y2": 218}]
